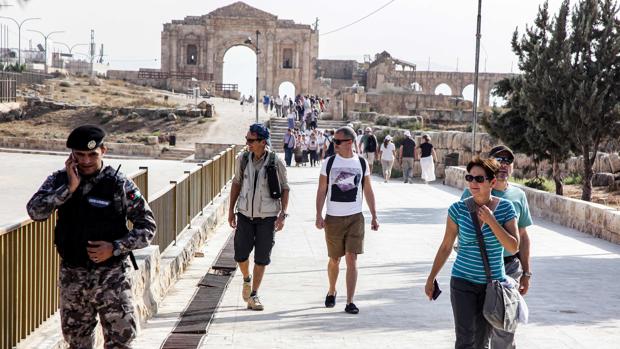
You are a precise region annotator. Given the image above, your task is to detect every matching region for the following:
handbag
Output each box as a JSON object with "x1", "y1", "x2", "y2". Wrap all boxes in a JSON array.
[{"x1": 464, "y1": 197, "x2": 520, "y2": 333}]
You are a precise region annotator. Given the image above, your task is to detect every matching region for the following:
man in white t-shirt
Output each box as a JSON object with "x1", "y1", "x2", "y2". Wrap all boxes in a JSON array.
[{"x1": 315, "y1": 126, "x2": 379, "y2": 314}]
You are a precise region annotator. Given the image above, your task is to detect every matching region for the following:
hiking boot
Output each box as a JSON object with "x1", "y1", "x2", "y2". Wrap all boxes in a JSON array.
[
  {"x1": 325, "y1": 293, "x2": 336, "y2": 308},
  {"x1": 247, "y1": 295, "x2": 264, "y2": 311},
  {"x1": 344, "y1": 303, "x2": 359, "y2": 314},
  {"x1": 242, "y1": 275, "x2": 252, "y2": 302}
]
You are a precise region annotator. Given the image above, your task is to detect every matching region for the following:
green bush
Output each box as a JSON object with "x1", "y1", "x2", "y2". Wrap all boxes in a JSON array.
[
  {"x1": 376, "y1": 116, "x2": 389, "y2": 126},
  {"x1": 59, "y1": 81, "x2": 72, "y2": 88},
  {"x1": 524, "y1": 177, "x2": 554, "y2": 192},
  {"x1": 564, "y1": 173, "x2": 583, "y2": 185}
]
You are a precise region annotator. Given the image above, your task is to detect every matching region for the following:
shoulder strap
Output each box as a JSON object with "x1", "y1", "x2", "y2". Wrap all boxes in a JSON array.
[
  {"x1": 464, "y1": 197, "x2": 492, "y2": 283},
  {"x1": 325, "y1": 155, "x2": 336, "y2": 179},
  {"x1": 240, "y1": 151, "x2": 251, "y2": 177},
  {"x1": 358, "y1": 155, "x2": 366, "y2": 191},
  {"x1": 268, "y1": 151, "x2": 277, "y2": 167}
]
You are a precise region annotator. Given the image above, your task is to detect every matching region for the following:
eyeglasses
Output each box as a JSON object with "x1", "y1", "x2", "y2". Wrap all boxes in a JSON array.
[
  {"x1": 333, "y1": 138, "x2": 352, "y2": 145},
  {"x1": 246, "y1": 138, "x2": 263, "y2": 144},
  {"x1": 465, "y1": 174, "x2": 494, "y2": 183},
  {"x1": 494, "y1": 156, "x2": 514, "y2": 165}
]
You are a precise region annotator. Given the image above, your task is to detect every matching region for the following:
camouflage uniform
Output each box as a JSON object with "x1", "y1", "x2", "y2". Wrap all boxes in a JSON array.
[{"x1": 27, "y1": 165, "x2": 156, "y2": 349}]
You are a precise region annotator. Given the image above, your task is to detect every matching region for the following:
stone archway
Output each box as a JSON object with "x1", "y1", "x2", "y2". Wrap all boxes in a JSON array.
[{"x1": 161, "y1": 2, "x2": 318, "y2": 97}]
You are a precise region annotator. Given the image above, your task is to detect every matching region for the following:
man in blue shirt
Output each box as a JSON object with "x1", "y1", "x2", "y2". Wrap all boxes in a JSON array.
[{"x1": 461, "y1": 145, "x2": 533, "y2": 349}]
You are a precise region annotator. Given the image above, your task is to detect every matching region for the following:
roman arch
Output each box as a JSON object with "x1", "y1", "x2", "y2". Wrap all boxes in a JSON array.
[
  {"x1": 160, "y1": 1, "x2": 318, "y2": 97},
  {"x1": 414, "y1": 71, "x2": 514, "y2": 107}
]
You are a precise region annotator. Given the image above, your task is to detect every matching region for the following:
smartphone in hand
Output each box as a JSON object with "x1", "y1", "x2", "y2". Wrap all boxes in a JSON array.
[{"x1": 432, "y1": 279, "x2": 442, "y2": 300}]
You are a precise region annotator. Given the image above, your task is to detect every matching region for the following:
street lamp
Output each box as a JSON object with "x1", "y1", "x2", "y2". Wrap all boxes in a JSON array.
[
  {"x1": 0, "y1": 16, "x2": 40, "y2": 66},
  {"x1": 27, "y1": 29, "x2": 64, "y2": 73},
  {"x1": 55, "y1": 42, "x2": 88, "y2": 56},
  {"x1": 244, "y1": 30, "x2": 261, "y2": 124},
  {"x1": 471, "y1": 0, "x2": 482, "y2": 156}
]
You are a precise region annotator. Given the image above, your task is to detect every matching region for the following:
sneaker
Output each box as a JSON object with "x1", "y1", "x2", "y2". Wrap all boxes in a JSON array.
[
  {"x1": 344, "y1": 303, "x2": 359, "y2": 314},
  {"x1": 242, "y1": 275, "x2": 252, "y2": 302},
  {"x1": 325, "y1": 292, "x2": 336, "y2": 308},
  {"x1": 247, "y1": 295, "x2": 264, "y2": 311}
]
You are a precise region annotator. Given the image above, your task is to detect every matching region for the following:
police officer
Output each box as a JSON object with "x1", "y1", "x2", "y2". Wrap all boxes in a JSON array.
[{"x1": 27, "y1": 125, "x2": 156, "y2": 349}]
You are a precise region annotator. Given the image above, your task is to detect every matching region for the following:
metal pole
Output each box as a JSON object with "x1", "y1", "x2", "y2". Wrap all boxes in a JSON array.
[
  {"x1": 0, "y1": 17, "x2": 41, "y2": 66},
  {"x1": 471, "y1": 0, "x2": 482, "y2": 156},
  {"x1": 255, "y1": 30, "x2": 259, "y2": 124}
]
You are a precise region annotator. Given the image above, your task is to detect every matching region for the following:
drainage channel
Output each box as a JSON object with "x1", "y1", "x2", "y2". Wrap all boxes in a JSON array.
[{"x1": 161, "y1": 233, "x2": 237, "y2": 349}]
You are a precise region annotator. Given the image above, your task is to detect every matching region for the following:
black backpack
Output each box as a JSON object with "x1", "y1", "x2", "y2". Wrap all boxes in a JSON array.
[
  {"x1": 240, "y1": 151, "x2": 282, "y2": 199},
  {"x1": 366, "y1": 135, "x2": 377, "y2": 152},
  {"x1": 325, "y1": 137, "x2": 335, "y2": 157}
]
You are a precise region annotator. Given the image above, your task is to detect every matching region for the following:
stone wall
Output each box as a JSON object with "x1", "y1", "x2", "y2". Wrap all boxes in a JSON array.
[
  {"x1": 0, "y1": 137, "x2": 161, "y2": 158},
  {"x1": 16, "y1": 185, "x2": 233, "y2": 349},
  {"x1": 195, "y1": 143, "x2": 231, "y2": 160},
  {"x1": 365, "y1": 92, "x2": 473, "y2": 116},
  {"x1": 315, "y1": 59, "x2": 358, "y2": 80},
  {"x1": 444, "y1": 166, "x2": 620, "y2": 245}
]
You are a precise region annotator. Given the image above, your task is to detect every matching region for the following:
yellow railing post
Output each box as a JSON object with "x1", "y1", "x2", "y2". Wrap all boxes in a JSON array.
[
  {"x1": 170, "y1": 180, "x2": 178, "y2": 245},
  {"x1": 139, "y1": 166, "x2": 149, "y2": 201}
]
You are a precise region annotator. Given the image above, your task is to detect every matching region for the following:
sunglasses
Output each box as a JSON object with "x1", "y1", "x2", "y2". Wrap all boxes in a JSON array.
[
  {"x1": 246, "y1": 138, "x2": 263, "y2": 144},
  {"x1": 465, "y1": 174, "x2": 494, "y2": 183},
  {"x1": 494, "y1": 156, "x2": 514, "y2": 165},
  {"x1": 333, "y1": 138, "x2": 352, "y2": 145}
]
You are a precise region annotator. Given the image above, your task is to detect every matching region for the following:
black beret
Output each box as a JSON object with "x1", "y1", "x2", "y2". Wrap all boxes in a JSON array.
[
  {"x1": 66, "y1": 125, "x2": 106, "y2": 150},
  {"x1": 489, "y1": 145, "x2": 514, "y2": 160}
]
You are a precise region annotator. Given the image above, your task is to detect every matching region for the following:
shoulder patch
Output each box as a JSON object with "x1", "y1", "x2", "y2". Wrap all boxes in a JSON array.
[{"x1": 127, "y1": 189, "x2": 142, "y2": 201}]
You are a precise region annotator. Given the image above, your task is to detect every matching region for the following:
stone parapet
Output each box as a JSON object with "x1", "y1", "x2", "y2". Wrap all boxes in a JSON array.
[
  {"x1": 0, "y1": 136, "x2": 161, "y2": 158},
  {"x1": 444, "y1": 166, "x2": 620, "y2": 245},
  {"x1": 195, "y1": 143, "x2": 230, "y2": 160},
  {"x1": 16, "y1": 185, "x2": 231, "y2": 349}
]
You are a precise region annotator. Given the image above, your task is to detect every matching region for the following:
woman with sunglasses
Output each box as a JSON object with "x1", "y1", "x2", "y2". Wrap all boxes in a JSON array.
[{"x1": 425, "y1": 157, "x2": 519, "y2": 349}]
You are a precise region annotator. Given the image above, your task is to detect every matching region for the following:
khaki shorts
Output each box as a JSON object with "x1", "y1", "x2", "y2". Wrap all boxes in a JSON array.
[
  {"x1": 324, "y1": 213, "x2": 365, "y2": 258},
  {"x1": 364, "y1": 152, "x2": 375, "y2": 163}
]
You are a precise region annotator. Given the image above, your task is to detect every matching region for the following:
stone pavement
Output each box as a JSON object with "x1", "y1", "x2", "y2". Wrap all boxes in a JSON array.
[{"x1": 134, "y1": 165, "x2": 620, "y2": 349}]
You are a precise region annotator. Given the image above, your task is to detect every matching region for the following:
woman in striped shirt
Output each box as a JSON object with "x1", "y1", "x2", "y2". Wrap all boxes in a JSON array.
[{"x1": 425, "y1": 157, "x2": 519, "y2": 349}]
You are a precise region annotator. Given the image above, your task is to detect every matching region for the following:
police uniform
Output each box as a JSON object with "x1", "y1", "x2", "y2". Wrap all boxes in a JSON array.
[{"x1": 26, "y1": 125, "x2": 156, "y2": 349}]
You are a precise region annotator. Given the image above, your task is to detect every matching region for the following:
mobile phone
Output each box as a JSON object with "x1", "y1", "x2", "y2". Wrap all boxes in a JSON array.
[{"x1": 432, "y1": 279, "x2": 442, "y2": 300}]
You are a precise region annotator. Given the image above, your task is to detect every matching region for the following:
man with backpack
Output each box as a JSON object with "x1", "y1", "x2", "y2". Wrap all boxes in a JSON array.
[
  {"x1": 323, "y1": 129, "x2": 336, "y2": 159},
  {"x1": 228, "y1": 123, "x2": 290, "y2": 311},
  {"x1": 361, "y1": 127, "x2": 378, "y2": 173},
  {"x1": 315, "y1": 126, "x2": 379, "y2": 314}
]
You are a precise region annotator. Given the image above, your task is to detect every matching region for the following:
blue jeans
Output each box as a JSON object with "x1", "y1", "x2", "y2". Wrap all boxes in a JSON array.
[{"x1": 284, "y1": 147, "x2": 293, "y2": 166}]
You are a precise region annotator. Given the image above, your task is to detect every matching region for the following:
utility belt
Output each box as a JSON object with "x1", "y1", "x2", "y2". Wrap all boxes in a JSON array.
[{"x1": 503, "y1": 252, "x2": 521, "y2": 265}]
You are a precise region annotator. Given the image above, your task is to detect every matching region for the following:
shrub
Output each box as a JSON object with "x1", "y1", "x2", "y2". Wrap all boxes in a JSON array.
[
  {"x1": 375, "y1": 115, "x2": 389, "y2": 126},
  {"x1": 59, "y1": 81, "x2": 71, "y2": 88},
  {"x1": 564, "y1": 173, "x2": 583, "y2": 185}
]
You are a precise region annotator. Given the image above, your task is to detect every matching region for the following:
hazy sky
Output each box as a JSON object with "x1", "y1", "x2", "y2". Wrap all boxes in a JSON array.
[{"x1": 1, "y1": 0, "x2": 566, "y2": 96}]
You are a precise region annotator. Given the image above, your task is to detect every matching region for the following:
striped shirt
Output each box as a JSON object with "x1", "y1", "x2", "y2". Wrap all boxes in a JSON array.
[{"x1": 448, "y1": 198, "x2": 517, "y2": 284}]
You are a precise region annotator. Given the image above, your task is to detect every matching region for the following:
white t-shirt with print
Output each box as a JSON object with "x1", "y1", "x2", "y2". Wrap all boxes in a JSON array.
[
  {"x1": 380, "y1": 142, "x2": 396, "y2": 161},
  {"x1": 320, "y1": 154, "x2": 370, "y2": 216}
]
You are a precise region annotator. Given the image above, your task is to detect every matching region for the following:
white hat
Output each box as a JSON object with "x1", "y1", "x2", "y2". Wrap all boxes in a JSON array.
[
  {"x1": 365, "y1": 127, "x2": 372, "y2": 132},
  {"x1": 385, "y1": 135, "x2": 392, "y2": 141},
  {"x1": 403, "y1": 131, "x2": 411, "y2": 137}
]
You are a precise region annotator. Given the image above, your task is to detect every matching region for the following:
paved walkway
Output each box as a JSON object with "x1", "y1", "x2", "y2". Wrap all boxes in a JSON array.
[{"x1": 135, "y1": 165, "x2": 620, "y2": 349}]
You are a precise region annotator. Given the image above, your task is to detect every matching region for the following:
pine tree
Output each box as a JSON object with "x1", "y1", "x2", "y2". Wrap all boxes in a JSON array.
[
  {"x1": 560, "y1": 0, "x2": 620, "y2": 201},
  {"x1": 486, "y1": 1, "x2": 573, "y2": 195}
]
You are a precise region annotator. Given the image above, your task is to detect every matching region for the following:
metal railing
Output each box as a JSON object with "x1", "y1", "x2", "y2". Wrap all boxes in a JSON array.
[
  {"x1": 215, "y1": 83, "x2": 238, "y2": 92},
  {"x1": 0, "y1": 78, "x2": 16, "y2": 102},
  {"x1": 0, "y1": 146, "x2": 237, "y2": 349}
]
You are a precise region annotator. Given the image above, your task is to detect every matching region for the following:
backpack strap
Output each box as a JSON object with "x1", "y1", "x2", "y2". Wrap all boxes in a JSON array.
[
  {"x1": 324, "y1": 155, "x2": 336, "y2": 194},
  {"x1": 239, "y1": 151, "x2": 251, "y2": 189},
  {"x1": 358, "y1": 155, "x2": 367, "y2": 191}
]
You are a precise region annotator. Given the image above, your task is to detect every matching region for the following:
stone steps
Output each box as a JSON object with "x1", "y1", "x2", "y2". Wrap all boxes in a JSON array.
[
  {"x1": 159, "y1": 147, "x2": 196, "y2": 161},
  {"x1": 268, "y1": 118, "x2": 349, "y2": 149}
]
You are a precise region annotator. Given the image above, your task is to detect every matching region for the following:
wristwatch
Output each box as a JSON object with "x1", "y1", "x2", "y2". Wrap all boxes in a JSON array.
[
  {"x1": 279, "y1": 212, "x2": 289, "y2": 219},
  {"x1": 112, "y1": 241, "x2": 122, "y2": 257},
  {"x1": 523, "y1": 271, "x2": 533, "y2": 277}
]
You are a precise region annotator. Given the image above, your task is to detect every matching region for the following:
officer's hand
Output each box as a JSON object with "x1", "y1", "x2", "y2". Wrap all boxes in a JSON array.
[
  {"x1": 315, "y1": 215, "x2": 325, "y2": 230},
  {"x1": 228, "y1": 211, "x2": 237, "y2": 229},
  {"x1": 87, "y1": 241, "x2": 113, "y2": 263},
  {"x1": 65, "y1": 154, "x2": 80, "y2": 193}
]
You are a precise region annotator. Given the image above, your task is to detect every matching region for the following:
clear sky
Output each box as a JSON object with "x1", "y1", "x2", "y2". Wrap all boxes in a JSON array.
[{"x1": 0, "y1": 0, "x2": 566, "y2": 96}]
